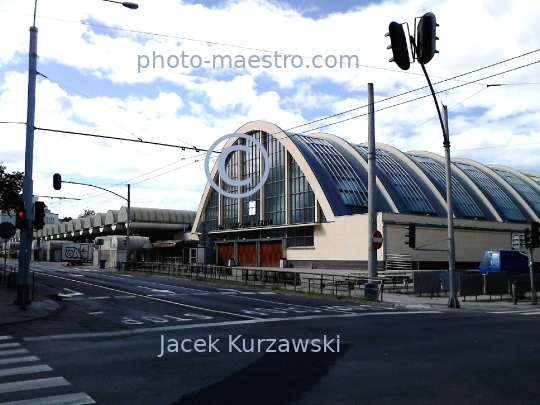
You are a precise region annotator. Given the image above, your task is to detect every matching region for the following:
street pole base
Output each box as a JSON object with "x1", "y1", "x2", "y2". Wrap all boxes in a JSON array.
[
  {"x1": 13, "y1": 285, "x2": 32, "y2": 308},
  {"x1": 448, "y1": 295, "x2": 460, "y2": 308}
]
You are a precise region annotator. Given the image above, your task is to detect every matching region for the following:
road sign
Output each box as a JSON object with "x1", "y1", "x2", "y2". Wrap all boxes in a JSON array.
[
  {"x1": 198, "y1": 222, "x2": 211, "y2": 234},
  {"x1": 0, "y1": 222, "x2": 16, "y2": 240},
  {"x1": 199, "y1": 235, "x2": 211, "y2": 247},
  {"x1": 372, "y1": 230, "x2": 383, "y2": 250}
]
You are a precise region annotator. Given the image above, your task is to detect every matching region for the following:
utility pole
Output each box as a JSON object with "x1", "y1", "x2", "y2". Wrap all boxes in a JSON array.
[
  {"x1": 443, "y1": 105, "x2": 459, "y2": 308},
  {"x1": 367, "y1": 83, "x2": 378, "y2": 283},
  {"x1": 16, "y1": 15, "x2": 38, "y2": 309}
]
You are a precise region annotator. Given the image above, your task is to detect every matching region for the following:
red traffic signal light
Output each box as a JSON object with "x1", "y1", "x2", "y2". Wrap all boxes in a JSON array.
[
  {"x1": 386, "y1": 21, "x2": 411, "y2": 70},
  {"x1": 15, "y1": 207, "x2": 26, "y2": 230}
]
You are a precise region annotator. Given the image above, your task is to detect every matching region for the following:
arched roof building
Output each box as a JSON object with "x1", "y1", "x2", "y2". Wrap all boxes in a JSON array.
[{"x1": 194, "y1": 121, "x2": 540, "y2": 269}]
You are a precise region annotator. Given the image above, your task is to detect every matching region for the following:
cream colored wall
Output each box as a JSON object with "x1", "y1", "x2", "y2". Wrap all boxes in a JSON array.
[
  {"x1": 383, "y1": 213, "x2": 524, "y2": 263},
  {"x1": 286, "y1": 213, "x2": 383, "y2": 261}
]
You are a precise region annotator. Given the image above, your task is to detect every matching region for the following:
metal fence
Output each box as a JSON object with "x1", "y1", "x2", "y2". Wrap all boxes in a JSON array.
[
  {"x1": 120, "y1": 262, "x2": 413, "y2": 302},
  {"x1": 0, "y1": 264, "x2": 35, "y2": 302}
]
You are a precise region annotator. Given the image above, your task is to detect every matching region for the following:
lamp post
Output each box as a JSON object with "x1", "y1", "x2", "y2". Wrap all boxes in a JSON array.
[{"x1": 16, "y1": 0, "x2": 137, "y2": 309}]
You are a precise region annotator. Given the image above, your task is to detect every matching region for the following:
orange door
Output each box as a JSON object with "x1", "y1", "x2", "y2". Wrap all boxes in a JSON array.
[
  {"x1": 260, "y1": 241, "x2": 282, "y2": 267},
  {"x1": 238, "y1": 242, "x2": 256, "y2": 267},
  {"x1": 217, "y1": 243, "x2": 234, "y2": 266}
]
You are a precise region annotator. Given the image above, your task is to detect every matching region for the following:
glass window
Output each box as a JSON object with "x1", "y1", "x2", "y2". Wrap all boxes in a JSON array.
[
  {"x1": 264, "y1": 133, "x2": 286, "y2": 225},
  {"x1": 410, "y1": 154, "x2": 485, "y2": 218},
  {"x1": 456, "y1": 163, "x2": 526, "y2": 222}
]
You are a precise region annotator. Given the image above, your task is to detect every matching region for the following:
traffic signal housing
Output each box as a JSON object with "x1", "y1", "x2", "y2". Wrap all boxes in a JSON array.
[
  {"x1": 405, "y1": 224, "x2": 416, "y2": 249},
  {"x1": 53, "y1": 173, "x2": 62, "y2": 190},
  {"x1": 34, "y1": 201, "x2": 46, "y2": 230},
  {"x1": 524, "y1": 228, "x2": 531, "y2": 249},
  {"x1": 416, "y1": 12, "x2": 439, "y2": 64},
  {"x1": 15, "y1": 205, "x2": 26, "y2": 230},
  {"x1": 531, "y1": 222, "x2": 539, "y2": 249},
  {"x1": 385, "y1": 21, "x2": 411, "y2": 70}
]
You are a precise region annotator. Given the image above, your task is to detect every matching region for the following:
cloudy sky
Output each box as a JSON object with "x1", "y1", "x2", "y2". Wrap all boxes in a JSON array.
[{"x1": 1, "y1": 0, "x2": 539, "y2": 219}]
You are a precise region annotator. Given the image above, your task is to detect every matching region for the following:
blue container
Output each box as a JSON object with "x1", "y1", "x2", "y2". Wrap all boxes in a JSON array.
[
  {"x1": 364, "y1": 283, "x2": 377, "y2": 298},
  {"x1": 479, "y1": 250, "x2": 530, "y2": 277}
]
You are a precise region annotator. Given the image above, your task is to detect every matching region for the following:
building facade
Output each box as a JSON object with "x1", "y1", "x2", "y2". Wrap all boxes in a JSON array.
[{"x1": 193, "y1": 121, "x2": 540, "y2": 270}]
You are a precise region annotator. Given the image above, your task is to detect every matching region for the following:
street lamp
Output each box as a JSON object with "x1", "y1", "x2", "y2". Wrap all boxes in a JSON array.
[{"x1": 16, "y1": 0, "x2": 138, "y2": 309}]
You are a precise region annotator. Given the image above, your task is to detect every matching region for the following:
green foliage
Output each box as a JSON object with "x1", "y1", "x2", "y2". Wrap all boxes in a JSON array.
[{"x1": 0, "y1": 163, "x2": 24, "y2": 214}]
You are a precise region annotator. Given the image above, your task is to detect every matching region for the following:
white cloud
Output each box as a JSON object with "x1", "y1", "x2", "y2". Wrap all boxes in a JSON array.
[{"x1": 1, "y1": 0, "x2": 540, "y2": 219}]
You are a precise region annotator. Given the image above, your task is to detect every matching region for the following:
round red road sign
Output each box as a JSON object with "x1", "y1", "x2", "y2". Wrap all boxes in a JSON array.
[{"x1": 372, "y1": 230, "x2": 383, "y2": 249}]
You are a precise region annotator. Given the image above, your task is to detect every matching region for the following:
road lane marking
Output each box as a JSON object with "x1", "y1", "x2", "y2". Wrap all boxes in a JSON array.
[
  {"x1": 0, "y1": 364, "x2": 52, "y2": 377},
  {"x1": 0, "y1": 336, "x2": 12, "y2": 340},
  {"x1": 487, "y1": 309, "x2": 540, "y2": 314},
  {"x1": 0, "y1": 377, "x2": 69, "y2": 394},
  {"x1": 35, "y1": 271, "x2": 260, "y2": 320},
  {"x1": 0, "y1": 392, "x2": 96, "y2": 405},
  {"x1": 24, "y1": 311, "x2": 442, "y2": 342},
  {"x1": 0, "y1": 356, "x2": 40, "y2": 365},
  {"x1": 0, "y1": 349, "x2": 29, "y2": 357},
  {"x1": 58, "y1": 288, "x2": 84, "y2": 298},
  {"x1": 0, "y1": 343, "x2": 20, "y2": 349}
]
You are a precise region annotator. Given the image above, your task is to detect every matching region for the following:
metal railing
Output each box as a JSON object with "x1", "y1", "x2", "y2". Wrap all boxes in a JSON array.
[{"x1": 120, "y1": 262, "x2": 414, "y2": 302}]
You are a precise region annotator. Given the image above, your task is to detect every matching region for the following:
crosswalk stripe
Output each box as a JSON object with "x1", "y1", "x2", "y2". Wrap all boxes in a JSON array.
[
  {"x1": 0, "y1": 343, "x2": 20, "y2": 349},
  {"x1": 0, "y1": 356, "x2": 40, "y2": 365},
  {"x1": 0, "y1": 364, "x2": 52, "y2": 377},
  {"x1": 0, "y1": 376, "x2": 69, "y2": 394},
  {"x1": 0, "y1": 392, "x2": 96, "y2": 405},
  {"x1": 0, "y1": 336, "x2": 12, "y2": 341},
  {"x1": 0, "y1": 349, "x2": 29, "y2": 357}
]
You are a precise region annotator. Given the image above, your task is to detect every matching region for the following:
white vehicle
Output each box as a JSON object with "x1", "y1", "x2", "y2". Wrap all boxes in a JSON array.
[{"x1": 61, "y1": 243, "x2": 93, "y2": 265}]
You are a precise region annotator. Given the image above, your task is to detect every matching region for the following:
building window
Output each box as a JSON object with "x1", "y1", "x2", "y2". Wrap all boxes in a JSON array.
[
  {"x1": 204, "y1": 188, "x2": 219, "y2": 230},
  {"x1": 242, "y1": 133, "x2": 261, "y2": 224},
  {"x1": 290, "y1": 159, "x2": 315, "y2": 224},
  {"x1": 223, "y1": 145, "x2": 240, "y2": 226},
  {"x1": 264, "y1": 133, "x2": 286, "y2": 225},
  {"x1": 287, "y1": 226, "x2": 314, "y2": 247}
]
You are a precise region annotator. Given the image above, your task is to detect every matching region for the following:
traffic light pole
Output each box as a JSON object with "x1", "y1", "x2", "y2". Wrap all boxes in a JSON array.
[
  {"x1": 16, "y1": 21, "x2": 38, "y2": 310},
  {"x1": 367, "y1": 83, "x2": 378, "y2": 283},
  {"x1": 528, "y1": 248, "x2": 537, "y2": 305},
  {"x1": 419, "y1": 63, "x2": 459, "y2": 308}
]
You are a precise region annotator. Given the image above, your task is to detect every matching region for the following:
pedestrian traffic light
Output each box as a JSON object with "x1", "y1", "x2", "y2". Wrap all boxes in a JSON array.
[
  {"x1": 15, "y1": 205, "x2": 26, "y2": 230},
  {"x1": 416, "y1": 12, "x2": 439, "y2": 64},
  {"x1": 385, "y1": 21, "x2": 411, "y2": 70},
  {"x1": 524, "y1": 228, "x2": 531, "y2": 249},
  {"x1": 531, "y1": 221, "x2": 540, "y2": 249},
  {"x1": 405, "y1": 224, "x2": 416, "y2": 248},
  {"x1": 53, "y1": 173, "x2": 62, "y2": 190},
  {"x1": 34, "y1": 201, "x2": 46, "y2": 230}
]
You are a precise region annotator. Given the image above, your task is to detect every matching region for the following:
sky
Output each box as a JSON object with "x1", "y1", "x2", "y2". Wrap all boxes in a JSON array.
[{"x1": 1, "y1": 0, "x2": 539, "y2": 220}]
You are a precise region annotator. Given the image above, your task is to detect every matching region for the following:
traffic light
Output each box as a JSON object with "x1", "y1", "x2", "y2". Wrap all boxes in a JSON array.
[
  {"x1": 531, "y1": 222, "x2": 539, "y2": 249},
  {"x1": 34, "y1": 201, "x2": 46, "y2": 230},
  {"x1": 405, "y1": 224, "x2": 416, "y2": 249},
  {"x1": 53, "y1": 173, "x2": 62, "y2": 190},
  {"x1": 385, "y1": 21, "x2": 411, "y2": 70},
  {"x1": 525, "y1": 228, "x2": 531, "y2": 249},
  {"x1": 15, "y1": 204, "x2": 26, "y2": 230},
  {"x1": 416, "y1": 12, "x2": 439, "y2": 64}
]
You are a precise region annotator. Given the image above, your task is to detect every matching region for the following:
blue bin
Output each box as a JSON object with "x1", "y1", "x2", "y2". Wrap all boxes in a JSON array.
[
  {"x1": 99, "y1": 260, "x2": 106, "y2": 269},
  {"x1": 364, "y1": 283, "x2": 377, "y2": 298}
]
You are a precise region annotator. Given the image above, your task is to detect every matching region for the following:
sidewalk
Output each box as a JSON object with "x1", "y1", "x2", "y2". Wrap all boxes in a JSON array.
[{"x1": 0, "y1": 287, "x2": 62, "y2": 326}]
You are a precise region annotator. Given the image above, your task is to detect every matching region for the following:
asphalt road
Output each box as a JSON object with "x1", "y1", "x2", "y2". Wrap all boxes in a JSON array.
[{"x1": 1, "y1": 262, "x2": 540, "y2": 405}]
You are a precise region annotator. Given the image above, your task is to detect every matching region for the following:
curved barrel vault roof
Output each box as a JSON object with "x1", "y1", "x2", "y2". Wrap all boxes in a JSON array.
[{"x1": 194, "y1": 120, "x2": 540, "y2": 228}]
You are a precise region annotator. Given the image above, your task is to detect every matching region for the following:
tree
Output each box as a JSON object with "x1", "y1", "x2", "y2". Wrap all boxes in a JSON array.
[
  {"x1": 0, "y1": 163, "x2": 24, "y2": 214},
  {"x1": 78, "y1": 208, "x2": 96, "y2": 218}
]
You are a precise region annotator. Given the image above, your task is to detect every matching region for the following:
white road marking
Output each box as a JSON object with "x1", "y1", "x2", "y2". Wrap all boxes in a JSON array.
[
  {"x1": 88, "y1": 296, "x2": 110, "y2": 300},
  {"x1": 114, "y1": 295, "x2": 135, "y2": 299},
  {"x1": 0, "y1": 364, "x2": 52, "y2": 377},
  {"x1": 487, "y1": 309, "x2": 540, "y2": 314},
  {"x1": 520, "y1": 311, "x2": 540, "y2": 316},
  {"x1": 258, "y1": 292, "x2": 276, "y2": 295},
  {"x1": 0, "y1": 343, "x2": 20, "y2": 349},
  {"x1": 0, "y1": 356, "x2": 39, "y2": 365},
  {"x1": 58, "y1": 289, "x2": 84, "y2": 298},
  {"x1": 25, "y1": 311, "x2": 442, "y2": 342},
  {"x1": 0, "y1": 336, "x2": 13, "y2": 340},
  {"x1": 0, "y1": 349, "x2": 29, "y2": 357},
  {"x1": 36, "y1": 272, "x2": 259, "y2": 320},
  {"x1": 0, "y1": 377, "x2": 69, "y2": 394},
  {"x1": 0, "y1": 392, "x2": 96, "y2": 405}
]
